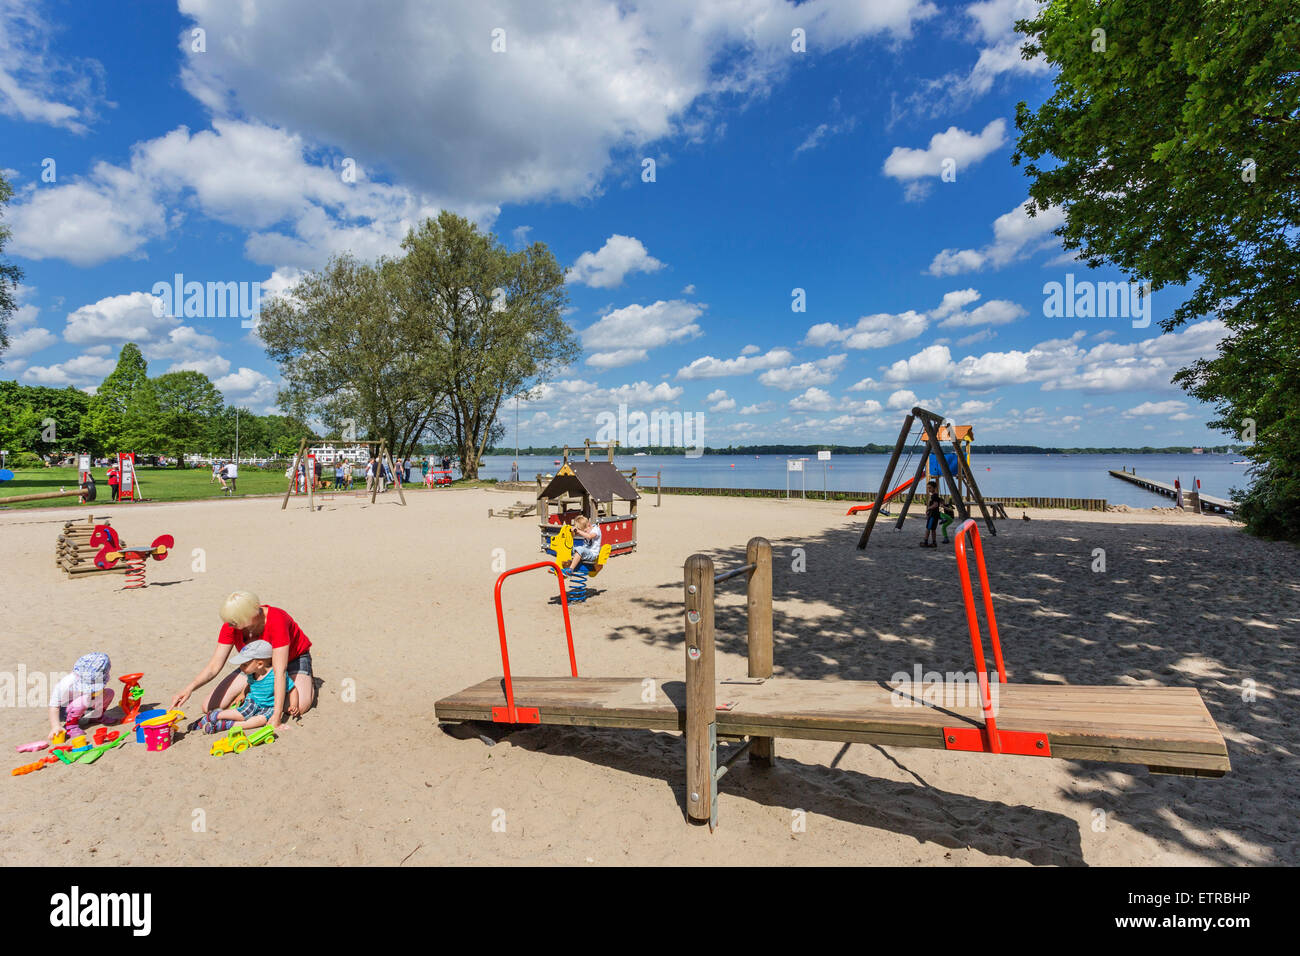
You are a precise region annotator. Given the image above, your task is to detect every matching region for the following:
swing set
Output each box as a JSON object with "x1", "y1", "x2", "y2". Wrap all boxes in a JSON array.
[
  {"x1": 280, "y1": 438, "x2": 407, "y2": 511},
  {"x1": 851, "y1": 406, "x2": 1003, "y2": 549}
]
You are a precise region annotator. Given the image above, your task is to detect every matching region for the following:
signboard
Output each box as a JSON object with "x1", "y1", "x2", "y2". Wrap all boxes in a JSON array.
[
  {"x1": 817, "y1": 450, "x2": 831, "y2": 461},
  {"x1": 118, "y1": 452, "x2": 137, "y2": 502},
  {"x1": 78, "y1": 454, "x2": 91, "y2": 471},
  {"x1": 786, "y1": 458, "x2": 807, "y2": 499}
]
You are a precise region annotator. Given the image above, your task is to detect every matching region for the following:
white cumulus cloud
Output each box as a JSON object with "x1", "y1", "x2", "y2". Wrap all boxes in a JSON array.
[{"x1": 568, "y1": 235, "x2": 664, "y2": 288}]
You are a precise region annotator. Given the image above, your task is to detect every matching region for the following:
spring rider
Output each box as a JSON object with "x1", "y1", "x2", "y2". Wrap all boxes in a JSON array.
[{"x1": 544, "y1": 524, "x2": 611, "y2": 603}]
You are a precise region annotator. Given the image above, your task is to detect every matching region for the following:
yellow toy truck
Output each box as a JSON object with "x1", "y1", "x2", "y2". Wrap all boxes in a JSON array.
[{"x1": 208, "y1": 724, "x2": 276, "y2": 756}]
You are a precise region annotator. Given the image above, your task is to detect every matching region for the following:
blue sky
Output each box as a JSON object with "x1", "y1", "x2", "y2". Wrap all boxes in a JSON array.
[{"x1": 0, "y1": 0, "x2": 1229, "y2": 448}]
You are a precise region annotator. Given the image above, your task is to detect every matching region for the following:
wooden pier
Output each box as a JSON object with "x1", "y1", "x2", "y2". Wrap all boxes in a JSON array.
[{"x1": 1107, "y1": 469, "x2": 1238, "y2": 515}]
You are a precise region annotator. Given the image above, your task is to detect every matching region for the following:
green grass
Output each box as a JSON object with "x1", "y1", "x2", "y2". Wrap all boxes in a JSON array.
[
  {"x1": 0, "y1": 466, "x2": 492, "y2": 509},
  {"x1": 0, "y1": 466, "x2": 293, "y2": 509}
]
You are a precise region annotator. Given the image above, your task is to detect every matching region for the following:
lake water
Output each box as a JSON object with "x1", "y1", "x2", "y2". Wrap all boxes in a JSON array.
[{"x1": 476, "y1": 453, "x2": 1252, "y2": 507}]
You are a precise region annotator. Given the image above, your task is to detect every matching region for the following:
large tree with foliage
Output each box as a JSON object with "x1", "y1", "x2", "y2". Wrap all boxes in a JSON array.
[
  {"x1": 258, "y1": 253, "x2": 444, "y2": 459},
  {"x1": 82, "y1": 343, "x2": 152, "y2": 455},
  {"x1": 148, "y1": 370, "x2": 224, "y2": 465},
  {"x1": 0, "y1": 381, "x2": 90, "y2": 460},
  {"x1": 399, "y1": 212, "x2": 577, "y2": 478},
  {"x1": 1014, "y1": 0, "x2": 1300, "y2": 539},
  {"x1": 0, "y1": 381, "x2": 43, "y2": 455},
  {"x1": 0, "y1": 171, "x2": 22, "y2": 359}
]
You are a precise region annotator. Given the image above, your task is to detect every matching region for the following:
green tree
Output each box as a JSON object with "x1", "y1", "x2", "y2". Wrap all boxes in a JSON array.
[
  {"x1": 0, "y1": 381, "x2": 42, "y2": 454},
  {"x1": 0, "y1": 171, "x2": 22, "y2": 359},
  {"x1": 82, "y1": 343, "x2": 152, "y2": 454},
  {"x1": 1014, "y1": 0, "x2": 1300, "y2": 539},
  {"x1": 149, "y1": 371, "x2": 224, "y2": 465},
  {"x1": 400, "y1": 212, "x2": 577, "y2": 478},
  {"x1": 0, "y1": 383, "x2": 91, "y2": 460},
  {"x1": 260, "y1": 414, "x2": 312, "y2": 458},
  {"x1": 206, "y1": 406, "x2": 267, "y2": 460},
  {"x1": 258, "y1": 253, "x2": 444, "y2": 459}
]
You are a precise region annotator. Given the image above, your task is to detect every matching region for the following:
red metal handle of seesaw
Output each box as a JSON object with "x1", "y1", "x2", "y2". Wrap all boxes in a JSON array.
[
  {"x1": 952, "y1": 519, "x2": 1006, "y2": 752},
  {"x1": 491, "y1": 561, "x2": 577, "y2": 724}
]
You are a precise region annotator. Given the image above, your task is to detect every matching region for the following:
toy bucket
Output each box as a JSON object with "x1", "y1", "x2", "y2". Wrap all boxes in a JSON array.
[
  {"x1": 142, "y1": 723, "x2": 172, "y2": 752},
  {"x1": 134, "y1": 709, "x2": 164, "y2": 743}
]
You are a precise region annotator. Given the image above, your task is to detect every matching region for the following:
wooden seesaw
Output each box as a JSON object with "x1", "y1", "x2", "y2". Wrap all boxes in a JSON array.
[{"x1": 435, "y1": 520, "x2": 1229, "y2": 829}]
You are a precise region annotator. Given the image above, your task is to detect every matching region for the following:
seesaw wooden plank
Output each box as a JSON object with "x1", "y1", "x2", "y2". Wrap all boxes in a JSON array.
[
  {"x1": 434, "y1": 676, "x2": 1229, "y2": 772},
  {"x1": 435, "y1": 677, "x2": 683, "y2": 731},
  {"x1": 720, "y1": 680, "x2": 1227, "y2": 760}
]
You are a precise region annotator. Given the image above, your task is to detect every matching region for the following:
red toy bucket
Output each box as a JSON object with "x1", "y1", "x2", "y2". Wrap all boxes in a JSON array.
[{"x1": 142, "y1": 723, "x2": 172, "y2": 752}]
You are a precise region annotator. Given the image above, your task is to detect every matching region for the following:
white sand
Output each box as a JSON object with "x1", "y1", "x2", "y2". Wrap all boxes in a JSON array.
[{"x1": 1, "y1": 487, "x2": 1295, "y2": 866}]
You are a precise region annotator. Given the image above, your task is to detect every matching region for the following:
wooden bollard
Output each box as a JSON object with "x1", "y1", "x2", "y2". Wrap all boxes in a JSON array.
[
  {"x1": 684, "y1": 553, "x2": 715, "y2": 825},
  {"x1": 745, "y1": 537, "x2": 774, "y2": 765}
]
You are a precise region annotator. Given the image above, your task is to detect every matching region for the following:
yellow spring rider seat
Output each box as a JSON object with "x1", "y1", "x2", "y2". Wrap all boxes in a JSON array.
[{"x1": 545, "y1": 524, "x2": 611, "y2": 603}]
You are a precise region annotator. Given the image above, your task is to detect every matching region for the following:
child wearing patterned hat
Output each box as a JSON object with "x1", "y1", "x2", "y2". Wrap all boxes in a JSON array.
[{"x1": 47, "y1": 652, "x2": 115, "y2": 740}]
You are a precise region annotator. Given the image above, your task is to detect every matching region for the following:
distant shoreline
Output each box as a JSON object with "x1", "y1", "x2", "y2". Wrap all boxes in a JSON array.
[{"x1": 487, "y1": 447, "x2": 1250, "y2": 457}]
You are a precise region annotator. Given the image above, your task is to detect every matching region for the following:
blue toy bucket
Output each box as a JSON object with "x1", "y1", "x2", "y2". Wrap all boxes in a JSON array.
[{"x1": 134, "y1": 709, "x2": 165, "y2": 742}]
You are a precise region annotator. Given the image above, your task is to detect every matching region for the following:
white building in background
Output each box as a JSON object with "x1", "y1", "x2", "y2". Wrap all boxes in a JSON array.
[{"x1": 309, "y1": 443, "x2": 370, "y2": 463}]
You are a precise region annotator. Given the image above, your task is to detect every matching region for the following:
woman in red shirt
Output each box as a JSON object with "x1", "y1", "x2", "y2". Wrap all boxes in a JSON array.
[
  {"x1": 107, "y1": 465, "x2": 120, "y2": 502},
  {"x1": 172, "y1": 590, "x2": 316, "y2": 728}
]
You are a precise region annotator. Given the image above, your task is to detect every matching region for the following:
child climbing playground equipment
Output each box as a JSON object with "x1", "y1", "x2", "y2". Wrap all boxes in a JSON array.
[
  {"x1": 436, "y1": 529, "x2": 1228, "y2": 830},
  {"x1": 853, "y1": 406, "x2": 1002, "y2": 549}
]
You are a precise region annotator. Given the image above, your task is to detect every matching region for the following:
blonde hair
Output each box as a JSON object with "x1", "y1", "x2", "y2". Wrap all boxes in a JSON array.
[{"x1": 220, "y1": 591, "x2": 262, "y2": 628}]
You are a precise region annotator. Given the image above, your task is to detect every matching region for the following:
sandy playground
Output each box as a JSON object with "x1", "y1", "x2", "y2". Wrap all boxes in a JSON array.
[{"x1": 1, "y1": 485, "x2": 1296, "y2": 866}]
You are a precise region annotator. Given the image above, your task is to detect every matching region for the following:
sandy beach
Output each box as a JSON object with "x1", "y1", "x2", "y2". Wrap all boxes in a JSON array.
[{"x1": 1, "y1": 487, "x2": 1295, "y2": 866}]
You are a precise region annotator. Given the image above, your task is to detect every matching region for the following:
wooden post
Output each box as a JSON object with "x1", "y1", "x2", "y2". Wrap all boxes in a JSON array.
[
  {"x1": 943, "y1": 426, "x2": 996, "y2": 536},
  {"x1": 858, "y1": 414, "x2": 913, "y2": 549},
  {"x1": 893, "y1": 442, "x2": 931, "y2": 530},
  {"x1": 281, "y1": 438, "x2": 307, "y2": 510},
  {"x1": 0, "y1": 488, "x2": 86, "y2": 505},
  {"x1": 656, "y1": 470, "x2": 662, "y2": 507},
  {"x1": 684, "y1": 553, "x2": 715, "y2": 825},
  {"x1": 746, "y1": 537, "x2": 774, "y2": 765}
]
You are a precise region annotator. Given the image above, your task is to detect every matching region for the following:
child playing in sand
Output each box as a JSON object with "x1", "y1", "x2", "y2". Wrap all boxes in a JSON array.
[
  {"x1": 190, "y1": 640, "x2": 294, "y2": 733},
  {"x1": 564, "y1": 515, "x2": 602, "y2": 573},
  {"x1": 47, "y1": 652, "x2": 115, "y2": 740},
  {"x1": 921, "y1": 480, "x2": 941, "y2": 548}
]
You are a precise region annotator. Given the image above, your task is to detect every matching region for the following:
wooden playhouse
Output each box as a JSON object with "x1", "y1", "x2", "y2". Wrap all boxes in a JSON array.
[{"x1": 536, "y1": 443, "x2": 639, "y2": 558}]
